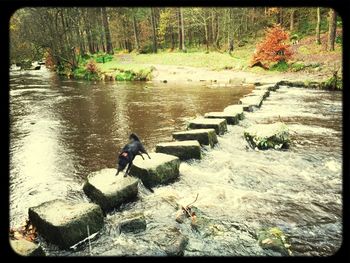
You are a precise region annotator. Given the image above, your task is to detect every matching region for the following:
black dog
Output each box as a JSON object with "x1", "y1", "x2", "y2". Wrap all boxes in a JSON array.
[{"x1": 116, "y1": 133, "x2": 151, "y2": 177}]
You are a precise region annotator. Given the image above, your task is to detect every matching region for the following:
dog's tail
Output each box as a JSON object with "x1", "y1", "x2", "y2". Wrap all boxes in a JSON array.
[{"x1": 129, "y1": 133, "x2": 140, "y2": 141}]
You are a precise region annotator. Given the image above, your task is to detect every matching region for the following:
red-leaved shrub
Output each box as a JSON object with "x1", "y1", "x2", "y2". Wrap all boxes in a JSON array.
[
  {"x1": 251, "y1": 24, "x2": 293, "y2": 69},
  {"x1": 85, "y1": 59, "x2": 99, "y2": 74}
]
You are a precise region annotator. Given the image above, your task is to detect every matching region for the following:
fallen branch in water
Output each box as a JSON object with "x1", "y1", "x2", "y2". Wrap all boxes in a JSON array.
[
  {"x1": 70, "y1": 229, "x2": 99, "y2": 251},
  {"x1": 176, "y1": 194, "x2": 199, "y2": 223}
]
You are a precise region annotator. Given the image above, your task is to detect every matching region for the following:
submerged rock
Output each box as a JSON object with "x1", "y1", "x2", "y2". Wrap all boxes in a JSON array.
[
  {"x1": 257, "y1": 227, "x2": 292, "y2": 256},
  {"x1": 119, "y1": 213, "x2": 146, "y2": 234},
  {"x1": 129, "y1": 152, "x2": 180, "y2": 188},
  {"x1": 155, "y1": 227, "x2": 189, "y2": 256},
  {"x1": 239, "y1": 95, "x2": 264, "y2": 112},
  {"x1": 188, "y1": 117, "x2": 227, "y2": 135},
  {"x1": 10, "y1": 239, "x2": 45, "y2": 256},
  {"x1": 172, "y1": 128, "x2": 218, "y2": 148},
  {"x1": 28, "y1": 199, "x2": 104, "y2": 249},
  {"x1": 156, "y1": 140, "x2": 201, "y2": 160},
  {"x1": 244, "y1": 122, "x2": 290, "y2": 150},
  {"x1": 204, "y1": 111, "x2": 239, "y2": 125},
  {"x1": 223, "y1": 105, "x2": 244, "y2": 120},
  {"x1": 83, "y1": 168, "x2": 139, "y2": 212}
]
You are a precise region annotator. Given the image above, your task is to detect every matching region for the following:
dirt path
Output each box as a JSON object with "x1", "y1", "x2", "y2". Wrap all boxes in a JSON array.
[{"x1": 148, "y1": 64, "x2": 330, "y2": 85}]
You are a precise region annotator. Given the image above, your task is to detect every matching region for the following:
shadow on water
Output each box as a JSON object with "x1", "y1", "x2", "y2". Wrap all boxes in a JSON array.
[{"x1": 9, "y1": 68, "x2": 342, "y2": 256}]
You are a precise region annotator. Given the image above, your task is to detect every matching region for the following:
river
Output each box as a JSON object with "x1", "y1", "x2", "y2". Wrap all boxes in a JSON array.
[{"x1": 9, "y1": 67, "x2": 342, "y2": 256}]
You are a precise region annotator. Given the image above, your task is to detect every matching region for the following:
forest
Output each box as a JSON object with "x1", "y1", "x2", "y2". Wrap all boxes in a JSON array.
[{"x1": 10, "y1": 7, "x2": 342, "y2": 84}]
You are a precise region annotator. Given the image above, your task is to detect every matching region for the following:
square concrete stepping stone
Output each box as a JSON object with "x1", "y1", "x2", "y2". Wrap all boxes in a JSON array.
[
  {"x1": 239, "y1": 95, "x2": 263, "y2": 111},
  {"x1": 204, "y1": 111, "x2": 239, "y2": 125},
  {"x1": 244, "y1": 122, "x2": 290, "y2": 150},
  {"x1": 28, "y1": 199, "x2": 104, "y2": 248},
  {"x1": 188, "y1": 117, "x2": 227, "y2": 135},
  {"x1": 83, "y1": 168, "x2": 139, "y2": 212},
  {"x1": 172, "y1": 128, "x2": 218, "y2": 148},
  {"x1": 129, "y1": 152, "x2": 180, "y2": 187},
  {"x1": 223, "y1": 105, "x2": 244, "y2": 120},
  {"x1": 156, "y1": 140, "x2": 201, "y2": 160},
  {"x1": 249, "y1": 89, "x2": 270, "y2": 99},
  {"x1": 10, "y1": 239, "x2": 45, "y2": 256},
  {"x1": 254, "y1": 84, "x2": 278, "y2": 91}
]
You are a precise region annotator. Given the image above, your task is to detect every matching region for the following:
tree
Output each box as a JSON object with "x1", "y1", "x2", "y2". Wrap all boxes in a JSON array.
[
  {"x1": 316, "y1": 8, "x2": 321, "y2": 44},
  {"x1": 290, "y1": 9, "x2": 295, "y2": 31},
  {"x1": 132, "y1": 12, "x2": 140, "y2": 51},
  {"x1": 150, "y1": 7, "x2": 158, "y2": 53},
  {"x1": 180, "y1": 7, "x2": 186, "y2": 51},
  {"x1": 251, "y1": 24, "x2": 293, "y2": 69},
  {"x1": 101, "y1": 7, "x2": 114, "y2": 54},
  {"x1": 327, "y1": 8, "x2": 337, "y2": 51}
]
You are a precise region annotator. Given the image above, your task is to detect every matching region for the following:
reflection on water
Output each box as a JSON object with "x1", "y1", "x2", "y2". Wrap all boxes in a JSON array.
[{"x1": 9, "y1": 68, "x2": 342, "y2": 256}]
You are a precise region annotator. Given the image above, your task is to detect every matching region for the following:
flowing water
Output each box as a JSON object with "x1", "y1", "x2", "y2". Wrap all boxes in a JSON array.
[{"x1": 9, "y1": 67, "x2": 342, "y2": 256}]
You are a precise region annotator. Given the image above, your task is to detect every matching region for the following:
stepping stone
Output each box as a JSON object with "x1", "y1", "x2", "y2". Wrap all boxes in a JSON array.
[
  {"x1": 248, "y1": 89, "x2": 270, "y2": 99},
  {"x1": 172, "y1": 129, "x2": 218, "y2": 148},
  {"x1": 119, "y1": 213, "x2": 146, "y2": 234},
  {"x1": 255, "y1": 84, "x2": 278, "y2": 91},
  {"x1": 239, "y1": 95, "x2": 264, "y2": 112},
  {"x1": 28, "y1": 199, "x2": 104, "y2": 248},
  {"x1": 10, "y1": 239, "x2": 45, "y2": 256},
  {"x1": 156, "y1": 140, "x2": 201, "y2": 160},
  {"x1": 83, "y1": 168, "x2": 139, "y2": 212},
  {"x1": 223, "y1": 105, "x2": 244, "y2": 120},
  {"x1": 204, "y1": 111, "x2": 239, "y2": 125},
  {"x1": 129, "y1": 152, "x2": 180, "y2": 188},
  {"x1": 188, "y1": 117, "x2": 227, "y2": 135},
  {"x1": 244, "y1": 122, "x2": 290, "y2": 150}
]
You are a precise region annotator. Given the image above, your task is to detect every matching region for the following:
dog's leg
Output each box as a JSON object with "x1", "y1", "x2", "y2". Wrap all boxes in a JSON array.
[
  {"x1": 146, "y1": 152, "x2": 151, "y2": 159},
  {"x1": 139, "y1": 152, "x2": 145, "y2": 160},
  {"x1": 124, "y1": 162, "x2": 132, "y2": 177}
]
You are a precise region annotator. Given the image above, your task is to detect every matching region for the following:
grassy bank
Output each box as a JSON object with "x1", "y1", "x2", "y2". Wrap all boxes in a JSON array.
[{"x1": 70, "y1": 31, "x2": 341, "y2": 84}]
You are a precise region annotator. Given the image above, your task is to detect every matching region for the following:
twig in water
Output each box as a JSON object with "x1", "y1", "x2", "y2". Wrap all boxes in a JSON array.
[
  {"x1": 185, "y1": 193, "x2": 199, "y2": 208},
  {"x1": 87, "y1": 225, "x2": 92, "y2": 256},
  {"x1": 181, "y1": 193, "x2": 199, "y2": 217}
]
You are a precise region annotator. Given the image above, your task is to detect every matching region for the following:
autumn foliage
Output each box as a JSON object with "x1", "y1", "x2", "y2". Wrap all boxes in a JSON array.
[
  {"x1": 251, "y1": 24, "x2": 293, "y2": 69},
  {"x1": 85, "y1": 59, "x2": 99, "y2": 74},
  {"x1": 10, "y1": 219, "x2": 38, "y2": 242}
]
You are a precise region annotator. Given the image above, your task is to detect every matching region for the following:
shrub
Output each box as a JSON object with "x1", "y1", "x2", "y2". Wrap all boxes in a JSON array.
[
  {"x1": 114, "y1": 67, "x2": 153, "y2": 81},
  {"x1": 270, "y1": 60, "x2": 289, "y2": 72},
  {"x1": 72, "y1": 60, "x2": 100, "y2": 81},
  {"x1": 95, "y1": 54, "x2": 113, "y2": 63},
  {"x1": 290, "y1": 62, "x2": 306, "y2": 72},
  {"x1": 86, "y1": 59, "x2": 99, "y2": 74},
  {"x1": 251, "y1": 24, "x2": 293, "y2": 69}
]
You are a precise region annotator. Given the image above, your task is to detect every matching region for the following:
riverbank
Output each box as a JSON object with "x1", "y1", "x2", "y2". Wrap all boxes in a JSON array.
[{"x1": 97, "y1": 33, "x2": 342, "y2": 88}]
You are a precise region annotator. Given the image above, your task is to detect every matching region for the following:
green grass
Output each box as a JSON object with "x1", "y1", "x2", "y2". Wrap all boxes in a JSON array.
[{"x1": 98, "y1": 45, "x2": 255, "y2": 75}]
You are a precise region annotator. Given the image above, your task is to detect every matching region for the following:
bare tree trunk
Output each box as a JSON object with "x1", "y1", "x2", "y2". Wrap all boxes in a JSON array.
[
  {"x1": 170, "y1": 25, "x2": 175, "y2": 50},
  {"x1": 98, "y1": 8, "x2": 106, "y2": 53},
  {"x1": 215, "y1": 14, "x2": 220, "y2": 48},
  {"x1": 290, "y1": 9, "x2": 295, "y2": 31},
  {"x1": 132, "y1": 14, "x2": 140, "y2": 51},
  {"x1": 327, "y1": 9, "x2": 337, "y2": 51},
  {"x1": 204, "y1": 19, "x2": 209, "y2": 52},
  {"x1": 151, "y1": 7, "x2": 158, "y2": 53},
  {"x1": 177, "y1": 8, "x2": 182, "y2": 50},
  {"x1": 101, "y1": 7, "x2": 113, "y2": 54},
  {"x1": 211, "y1": 10, "x2": 216, "y2": 45},
  {"x1": 316, "y1": 8, "x2": 321, "y2": 44},
  {"x1": 180, "y1": 7, "x2": 186, "y2": 51}
]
